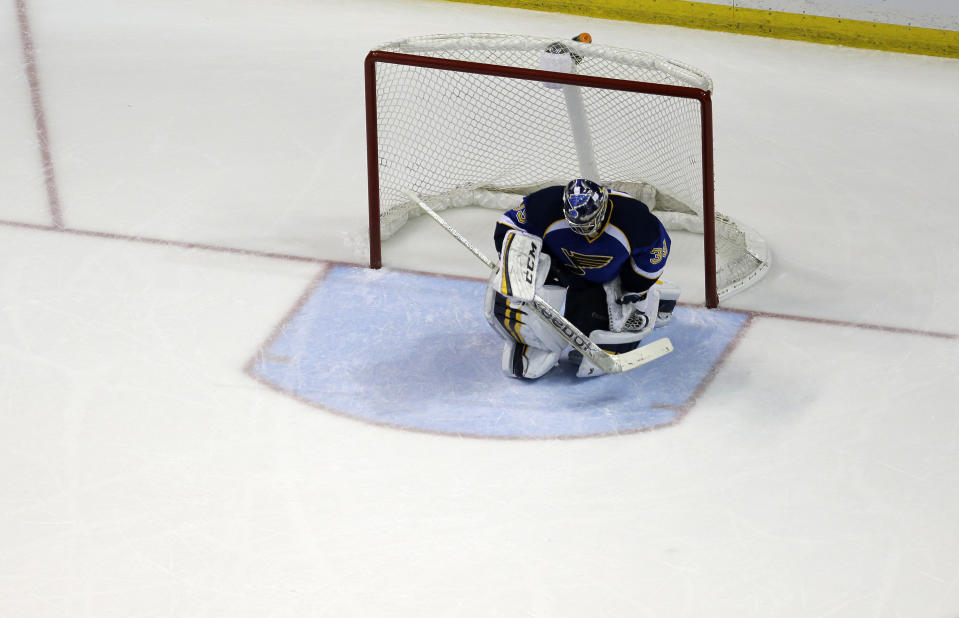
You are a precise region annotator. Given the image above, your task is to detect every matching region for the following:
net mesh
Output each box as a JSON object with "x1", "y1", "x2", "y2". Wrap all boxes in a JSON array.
[{"x1": 369, "y1": 33, "x2": 768, "y2": 301}]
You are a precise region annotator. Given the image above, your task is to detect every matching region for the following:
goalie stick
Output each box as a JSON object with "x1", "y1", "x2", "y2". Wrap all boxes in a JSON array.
[{"x1": 402, "y1": 189, "x2": 673, "y2": 375}]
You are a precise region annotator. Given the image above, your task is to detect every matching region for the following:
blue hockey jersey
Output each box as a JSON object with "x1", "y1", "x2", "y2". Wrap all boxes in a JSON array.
[{"x1": 494, "y1": 185, "x2": 670, "y2": 293}]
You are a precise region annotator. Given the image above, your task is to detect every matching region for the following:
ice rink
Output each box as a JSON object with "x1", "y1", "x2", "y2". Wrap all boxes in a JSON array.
[{"x1": 2, "y1": 0, "x2": 959, "y2": 616}]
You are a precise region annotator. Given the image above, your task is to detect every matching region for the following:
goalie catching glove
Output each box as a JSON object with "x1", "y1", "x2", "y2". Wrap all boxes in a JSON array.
[{"x1": 606, "y1": 278, "x2": 680, "y2": 334}]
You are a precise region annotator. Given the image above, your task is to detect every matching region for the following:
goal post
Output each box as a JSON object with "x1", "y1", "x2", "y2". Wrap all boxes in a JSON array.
[{"x1": 364, "y1": 34, "x2": 769, "y2": 308}]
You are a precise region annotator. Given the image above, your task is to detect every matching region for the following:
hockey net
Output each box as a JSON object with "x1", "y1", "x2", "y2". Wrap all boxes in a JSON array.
[{"x1": 365, "y1": 33, "x2": 769, "y2": 306}]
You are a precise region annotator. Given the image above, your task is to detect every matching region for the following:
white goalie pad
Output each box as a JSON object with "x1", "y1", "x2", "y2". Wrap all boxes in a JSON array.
[
  {"x1": 493, "y1": 229, "x2": 543, "y2": 302},
  {"x1": 649, "y1": 279, "x2": 681, "y2": 328},
  {"x1": 484, "y1": 253, "x2": 569, "y2": 379}
]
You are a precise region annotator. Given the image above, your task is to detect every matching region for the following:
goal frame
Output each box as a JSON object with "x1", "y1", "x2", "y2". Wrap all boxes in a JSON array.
[{"x1": 364, "y1": 49, "x2": 720, "y2": 308}]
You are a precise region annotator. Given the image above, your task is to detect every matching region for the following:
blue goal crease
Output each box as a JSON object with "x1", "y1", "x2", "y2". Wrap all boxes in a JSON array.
[{"x1": 250, "y1": 265, "x2": 748, "y2": 439}]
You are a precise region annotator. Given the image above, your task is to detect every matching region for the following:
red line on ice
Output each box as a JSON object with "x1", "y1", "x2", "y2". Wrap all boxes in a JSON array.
[{"x1": 16, "y1": 0, "x2": 63, "y2": 229}]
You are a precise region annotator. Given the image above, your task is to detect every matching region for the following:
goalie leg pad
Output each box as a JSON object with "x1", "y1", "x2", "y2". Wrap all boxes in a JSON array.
[
  {"x1": 484, "y1": 251, "x2": 555, "y2": 344},
  {"x1": 501, "y1": 340, "x2": 562, "y2": 381},
  {"x1": 484, "y1": 280, "x2": 568, "y2": 379},
  {"x1": 651, "y1": 279, "x2": 681, "y2": 328}
]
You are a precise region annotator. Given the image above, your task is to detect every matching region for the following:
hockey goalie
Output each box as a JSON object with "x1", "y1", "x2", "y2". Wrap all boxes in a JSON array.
[{"x1": 485, "y1": 179, "x2": 680, "y2": 379}]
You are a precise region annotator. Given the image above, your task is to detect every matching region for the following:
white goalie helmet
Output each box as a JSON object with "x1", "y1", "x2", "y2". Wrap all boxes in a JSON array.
[{"x1": 562, "y1": 179, "x2": 609, "y2": 237}]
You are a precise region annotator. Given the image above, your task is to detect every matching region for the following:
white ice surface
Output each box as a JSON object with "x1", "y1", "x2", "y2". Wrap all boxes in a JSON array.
[{"x1": 1, "y1": 0, "x2": 959, "y2": 616}]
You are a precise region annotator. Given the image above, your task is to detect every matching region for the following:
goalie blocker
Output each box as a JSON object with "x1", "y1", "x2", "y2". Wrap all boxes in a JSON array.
[{"x1": 485, "y1": 229, "x2": 679, "y2": 379}]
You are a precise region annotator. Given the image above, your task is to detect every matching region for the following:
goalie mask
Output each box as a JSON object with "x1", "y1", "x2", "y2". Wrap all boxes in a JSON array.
[{"x1": 563, "y1": 179, "x2": 609, "y2": 237}]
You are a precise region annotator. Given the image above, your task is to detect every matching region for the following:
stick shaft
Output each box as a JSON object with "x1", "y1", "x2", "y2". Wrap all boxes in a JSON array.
[{"x1": 403, "y1": 190, "x2": 496, "y2": 270}]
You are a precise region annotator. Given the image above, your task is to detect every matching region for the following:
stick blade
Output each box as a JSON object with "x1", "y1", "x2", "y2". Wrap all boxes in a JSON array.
[{"x1": 611, "y1": 337, "x2": 673, "y2": 373}]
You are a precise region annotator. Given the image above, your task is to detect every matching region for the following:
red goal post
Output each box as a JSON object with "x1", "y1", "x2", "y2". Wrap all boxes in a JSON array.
[{"x1": 364, "y1": 34, "x2": 769, "y2": 307}]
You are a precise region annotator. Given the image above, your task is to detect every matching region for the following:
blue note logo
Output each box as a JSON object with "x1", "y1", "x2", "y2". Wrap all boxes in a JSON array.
[{"x1": 560, "y1": 248, "x2": 613, "y2": 276}]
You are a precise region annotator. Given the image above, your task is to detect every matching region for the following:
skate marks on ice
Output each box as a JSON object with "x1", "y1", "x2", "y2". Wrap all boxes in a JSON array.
[{"x1": 248, "y1": 266, "x2": 748, "y2": 439}]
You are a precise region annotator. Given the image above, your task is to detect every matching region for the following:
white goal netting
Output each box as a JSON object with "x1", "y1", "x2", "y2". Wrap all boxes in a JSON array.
[{"x1": 367, "y1": 33, "x2": 769, "y2": 303}]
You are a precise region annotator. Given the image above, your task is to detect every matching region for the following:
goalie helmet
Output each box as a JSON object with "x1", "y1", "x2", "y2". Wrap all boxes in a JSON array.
[{"x1": 562, "y1": 179, "x2": 609, "y2": 237}]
